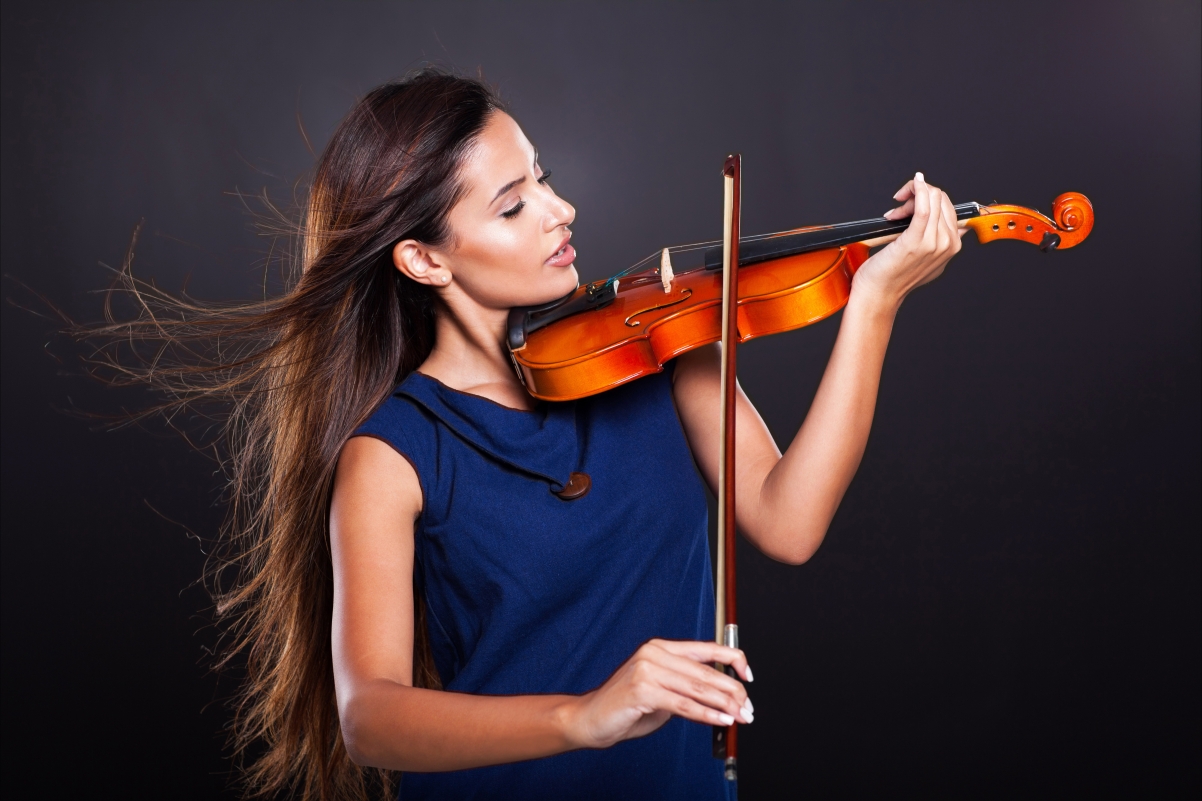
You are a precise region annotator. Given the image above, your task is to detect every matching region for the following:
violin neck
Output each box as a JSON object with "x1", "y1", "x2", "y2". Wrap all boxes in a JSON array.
[{"x1": 703, "y1": 202, "x2": 983, "y2": 270}]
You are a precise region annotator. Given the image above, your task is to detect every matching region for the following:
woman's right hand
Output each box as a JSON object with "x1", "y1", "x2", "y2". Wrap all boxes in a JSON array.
[{"x1": 562, "y1": 639, "x2": 754, "y2": 749}]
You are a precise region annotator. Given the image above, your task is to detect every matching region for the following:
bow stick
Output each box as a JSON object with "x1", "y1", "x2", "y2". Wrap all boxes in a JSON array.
[{"x1": 712, "y1": 154, "x2": 741, "y2": 784}]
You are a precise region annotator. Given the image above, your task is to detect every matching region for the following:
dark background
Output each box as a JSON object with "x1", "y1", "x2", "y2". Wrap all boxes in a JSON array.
[{"x1": 2, "y1": 1, "x2": 1198, "y2": 797}]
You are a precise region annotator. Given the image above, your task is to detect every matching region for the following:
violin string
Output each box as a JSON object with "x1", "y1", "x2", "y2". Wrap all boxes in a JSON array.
[
  {"x1": 605, "y1": 222, "x2": 875, "y2": 284},
  {"x1": 603, "y1": 202, "x2": 979, "y2": 284}
]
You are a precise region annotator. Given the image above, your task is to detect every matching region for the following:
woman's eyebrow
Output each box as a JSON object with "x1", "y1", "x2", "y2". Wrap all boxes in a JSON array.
[
  {"x1": 490, "y1": 149, "x2": 543, "y2": 204},
  {"x1": 490, "y1": 176, "x2": 525, "y2": 205}
]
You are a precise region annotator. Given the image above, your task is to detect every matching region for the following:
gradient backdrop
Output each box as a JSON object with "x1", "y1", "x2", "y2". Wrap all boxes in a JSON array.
[{"x1": 2, "y1": 2, "x2": 1199, "y2": 798}]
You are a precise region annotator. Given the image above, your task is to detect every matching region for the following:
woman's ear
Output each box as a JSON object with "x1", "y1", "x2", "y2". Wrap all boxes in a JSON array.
[{"x1": 392, "y1": 240, "x2": 453, "y2": 286}]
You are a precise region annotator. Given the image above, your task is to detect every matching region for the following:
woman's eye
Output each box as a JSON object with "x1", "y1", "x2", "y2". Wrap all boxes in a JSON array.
[{"x1": 501, "y1": 171, "x2": 551, "y2": 219}]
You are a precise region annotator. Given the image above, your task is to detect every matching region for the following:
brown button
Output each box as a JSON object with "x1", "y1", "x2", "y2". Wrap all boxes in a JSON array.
[{"x1": 553, "y1": 471, "x2": 591, "y2": 500}]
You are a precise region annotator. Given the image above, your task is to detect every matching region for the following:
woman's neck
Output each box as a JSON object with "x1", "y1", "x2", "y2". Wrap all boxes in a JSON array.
[{"x1": 418, "y1": 292, "x2": 538, "y2": 411}]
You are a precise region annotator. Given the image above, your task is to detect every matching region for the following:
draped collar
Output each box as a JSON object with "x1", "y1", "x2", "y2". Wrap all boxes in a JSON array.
[{"x1": 396, "y1": 371, "x2": 581, "y2": 492}]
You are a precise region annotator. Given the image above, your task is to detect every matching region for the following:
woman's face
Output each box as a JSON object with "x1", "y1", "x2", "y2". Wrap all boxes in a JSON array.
[{"x1": 432, "y1": 111, "x2": 579, "y2": 310}]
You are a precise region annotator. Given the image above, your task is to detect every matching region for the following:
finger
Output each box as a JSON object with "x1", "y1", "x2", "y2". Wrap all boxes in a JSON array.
[
  {"x1": 649, "y1": 649, "x2": 749, "y2": 711},
  {"x1": 932, "y1": 187, "x2": 951, "y2": 250},
  {"x1": 647, "y1": 658, "x2": 753, "y2": 723},
  {"x1": 939, "y1": 191, "x2": 958, "y2": 241},
  {"x1": 893, "y1": 169, "x2": 927, "y2": 202},
  {"x1": 860, "y1": 232, "x2": 903, "y2": 249},
  {"x1": 919, "y1": 183, "x2": 942, "y2": 248},
  {"x1": 647, "y1": 639, "x2": 753, "y2": 683},
  {"x1": 883, "y1": 198, "x2": 914, "y2": 220},
  {"x1": 642, "y1": 684, "x2": 740, "y2": 727},
  {"x1": 940, "y1": 193, "x2": 960, "y2": 255},
  {"x1": 899, "y1": 173, "x2": 931, "y2": 246}
]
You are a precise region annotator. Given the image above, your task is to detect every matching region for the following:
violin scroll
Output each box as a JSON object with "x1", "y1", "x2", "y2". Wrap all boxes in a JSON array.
[
  {"x1": 965, "y1": 192, "x2": 1094, "y2": 251},
  {"x1": 1052, "y1": 192, "x2": 1094, "y2": 239}
]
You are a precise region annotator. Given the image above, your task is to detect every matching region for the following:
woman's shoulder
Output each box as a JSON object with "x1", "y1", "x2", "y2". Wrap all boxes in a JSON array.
[{"x1": 353, "y1": 376, "x2": 440, "y2": 454}]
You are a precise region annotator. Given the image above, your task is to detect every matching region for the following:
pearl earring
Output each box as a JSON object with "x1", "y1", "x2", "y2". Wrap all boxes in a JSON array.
[{"x1": 441, "y1": 275, "x2": 450, "y2": 283}]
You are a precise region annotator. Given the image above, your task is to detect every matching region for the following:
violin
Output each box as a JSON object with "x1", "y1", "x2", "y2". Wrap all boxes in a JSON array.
[
  {"x1": 507, "y1": 190, "x2": 1094, "y2": 402},
  {"x1": 508, "y1": 164, "x2": 1092, "y2": 787}
]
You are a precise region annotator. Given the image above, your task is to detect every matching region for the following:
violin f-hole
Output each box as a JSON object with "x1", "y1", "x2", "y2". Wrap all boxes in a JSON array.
[{"x1": 623, "y1": 288, "x2": 693, "y2": 327}]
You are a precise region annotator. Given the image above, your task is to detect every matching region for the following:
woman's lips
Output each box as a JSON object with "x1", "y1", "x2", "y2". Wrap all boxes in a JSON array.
[
  {"x1": 545, "y1": 244, "x2": 576, "y2": 267},
  {"x1": 545, "y1": 235, "x2": 575, "y2": 267}
]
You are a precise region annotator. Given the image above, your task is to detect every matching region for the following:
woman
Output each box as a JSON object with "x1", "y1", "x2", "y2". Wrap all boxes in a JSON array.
[
  {"x1": 327, "y1": 70, "x2": 961, "y2": 799},
  {"x1": 101, "y1": 68, "x2": 962, "y2": 799}
]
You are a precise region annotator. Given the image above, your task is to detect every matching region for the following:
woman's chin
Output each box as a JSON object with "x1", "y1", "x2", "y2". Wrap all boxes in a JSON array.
[
  {"x1": 534, "y1": 265, "x2": 580, "y2": 304},
  {"x1": 502, "y1": 266, "x2": 580, "y2": 311},
  {"x1": 557, "y1": 264, "x2": 580, "y2": 292}
]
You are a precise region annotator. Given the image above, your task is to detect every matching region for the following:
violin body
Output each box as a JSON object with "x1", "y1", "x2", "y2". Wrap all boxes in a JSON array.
[
  {"x1": 513, "y1": 243, "x2": 868, "y2": 401},
  {"x1": 510, "y1": 192, "x2": 1094, "y2": 402}
]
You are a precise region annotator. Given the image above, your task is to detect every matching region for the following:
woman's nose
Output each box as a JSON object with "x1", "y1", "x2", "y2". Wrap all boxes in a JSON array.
[{"x1": 546, "y1": 194, "x2": 575, "y2": 231}]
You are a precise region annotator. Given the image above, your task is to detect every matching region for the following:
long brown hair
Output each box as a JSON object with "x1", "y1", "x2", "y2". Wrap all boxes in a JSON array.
[{"x1": 80, "y1": 69, "x2": 502, "y2": 799}]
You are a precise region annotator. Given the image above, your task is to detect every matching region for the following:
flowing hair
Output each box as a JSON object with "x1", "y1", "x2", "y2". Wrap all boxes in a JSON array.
[{"x1": 76, "y1": 69, "x2": 502, "y2": 799}]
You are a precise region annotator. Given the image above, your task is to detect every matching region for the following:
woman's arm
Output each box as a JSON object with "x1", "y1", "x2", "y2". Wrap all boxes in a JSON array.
[
  {"x1": 673, "y1": 174, "x2": 964, "y2": 565},
  {"x1": 330, "y1": 437, "x2": 753, "y2": 772}
]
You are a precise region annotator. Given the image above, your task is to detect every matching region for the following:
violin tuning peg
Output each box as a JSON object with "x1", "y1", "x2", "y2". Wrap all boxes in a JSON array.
[{"x1": 1038, "y1": 232, "x2": 1061, "y2": 252}]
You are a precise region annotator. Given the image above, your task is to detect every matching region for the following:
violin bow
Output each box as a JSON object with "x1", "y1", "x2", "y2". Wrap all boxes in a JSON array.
[{"x1": 712, "y1": 153, "x2": 741, "y2": 784}]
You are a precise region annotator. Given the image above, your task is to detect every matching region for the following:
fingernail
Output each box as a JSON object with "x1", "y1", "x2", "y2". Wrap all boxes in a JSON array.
[
  {"x1": 746, "y1": 666, "x2": 754, "y2": 682},
  {"x1": 741, "y1": 708, "x2": 754, "y2": 724},
  {"x1": 915, "y1": 171, "x2": 925, "y2": 183},
  {"x1": 883, "y1": 210, "x2": 895, "y2": 219},
  {"x1": 743, "y1": 698, "x2": 755, "y2": 714},
  {"x1": 718, "y1": 713, "x2": 735, "y2": 726}
]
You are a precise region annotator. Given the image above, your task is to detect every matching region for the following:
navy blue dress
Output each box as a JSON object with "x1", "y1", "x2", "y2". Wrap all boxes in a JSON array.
[{"x1": 353, "y1": 366, "x2": 734, "y2": 800}]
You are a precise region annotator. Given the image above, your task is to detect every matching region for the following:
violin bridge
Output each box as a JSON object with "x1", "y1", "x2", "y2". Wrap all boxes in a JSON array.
[{"x1": 660, "y1": 248, "x2": 674, "y2": 293}]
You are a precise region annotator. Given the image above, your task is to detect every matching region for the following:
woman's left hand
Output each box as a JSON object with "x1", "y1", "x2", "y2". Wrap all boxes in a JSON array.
[{"x1": 852, "y1": 172, "x2": 966, "y2": 311}]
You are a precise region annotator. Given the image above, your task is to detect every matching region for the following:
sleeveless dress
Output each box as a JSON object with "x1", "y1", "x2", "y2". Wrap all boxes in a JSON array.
[{"x1": 353, "y1": 366, "x2": 735, "y2": 800}]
